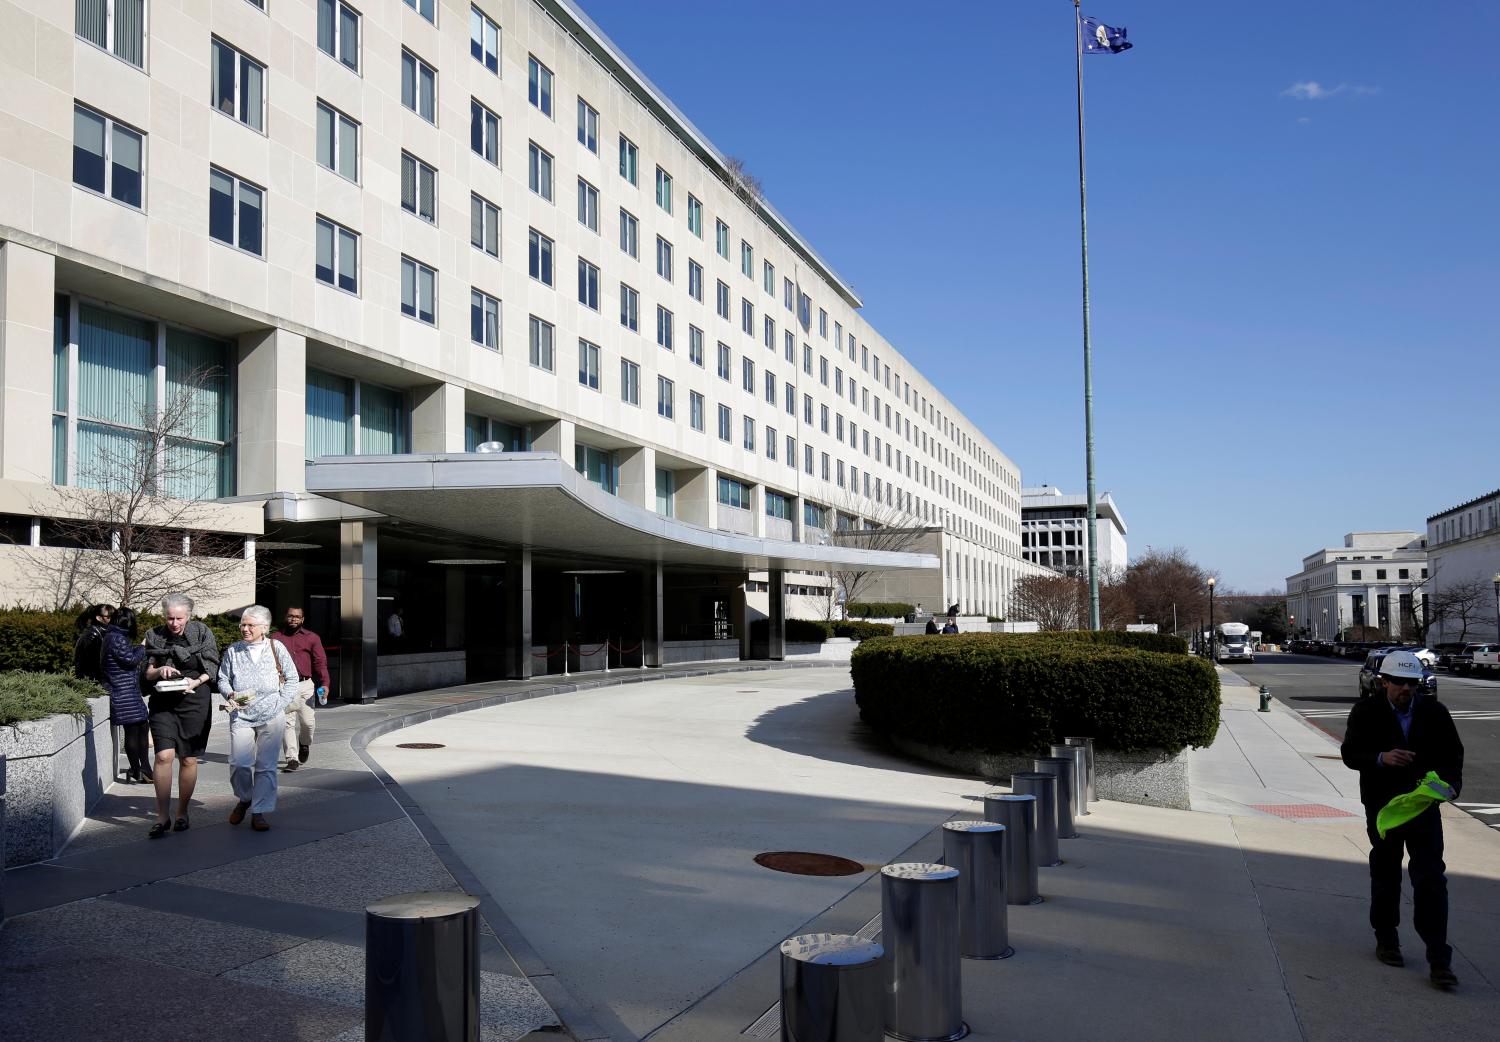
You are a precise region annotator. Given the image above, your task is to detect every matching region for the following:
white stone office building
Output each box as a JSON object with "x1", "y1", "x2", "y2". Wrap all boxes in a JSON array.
[
  {"x1": 0, "y1": 0, "x2": 1034, "y2": 697},
  {"x1": 1425, "y1": 490, "x2": 1500, "y2": 644},
  {"x1": 1284, "y1": 532, "x2": 1428, "y2": 641},
  {"x1": 1019, "y1": 486, "x2": 1127, "y2": 574}
]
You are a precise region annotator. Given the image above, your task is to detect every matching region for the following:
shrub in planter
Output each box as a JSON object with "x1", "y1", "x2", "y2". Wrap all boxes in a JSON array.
[
  {"x1": 0, "y1": 670, "x2": 101, "y2": 725},
  {"x1": 850, "y1": 633, "x2": 1218, "y2": 755},
  {"x1": 786, "y1": 619, "x2": 834, "y2": 643},
  {"x1": 846, "y1": 602, "x2": 914, "y2": 619},
  {"x1": 0, "y1": 607, "x2": 244, "y2": 675},
  {"x1": 832, "y1": 620, "x2": 895, "y2": 641}
]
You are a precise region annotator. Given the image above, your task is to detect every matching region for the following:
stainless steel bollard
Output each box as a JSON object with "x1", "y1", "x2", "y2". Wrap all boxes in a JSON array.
[
  {"x1": 1009, "y1": 772, "x2": 1060, "y2": 866},
  {"x1": 1033, "y1": 757, "x2": 1078, "y2": 839},
  {"x1": 1053, "y1": 742, "x2": 1091, "y2": 817},
  {"x1": 366, "y1": 891, "x2": 480, "y2": 1042},
  {"x1": 1064, "y1": 736, "x2": 1096, "y2": 806},
  {"x1": 981, "y1": 794, "x2": 1041, "y2": 905},
  {"x1": 880, "y1": 863, "x2": 968, "y2": 1042},
  {"x1": 779, "y1": 932, "x2": 885, "y2": 1042},
  {"x1": 941, "y1": 821, "x2": 1014, "y2": 960}
]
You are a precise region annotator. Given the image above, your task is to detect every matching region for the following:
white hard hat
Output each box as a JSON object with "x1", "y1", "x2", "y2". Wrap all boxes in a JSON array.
[{"x1": 1379, "y1": 650, "x2": 1425, "y2": 681}]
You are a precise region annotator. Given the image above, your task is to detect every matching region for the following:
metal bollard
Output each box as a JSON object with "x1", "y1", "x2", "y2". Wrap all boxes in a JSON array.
[
  {"x1": 779, "y1": 933, "x2": 885, "y2": 1042},
  {"x1": 366, "y1": 892, "x2": 480, "y2": 1042},
  {"x1": 1064, "y1": 736, "x2": 1096, "y2": 805},
  {"x1": 880, "y1": 863, "x2": 968, "y2": 1042},
  {"x1": 981, "y1": 794, "x2": 1041, "y2": 905},
  {"x1": 1051, "y1": 743, "x2": 1091, "y2": 819},
  {"x1": 1034, "y1": 757, "x2": 1078, "y2": 839},
  {"x1": 941, "y1": 821, "x2": 1014, "y2": 960},
  {"x1": 1009, "y1": 773, "x2": 1060, "y2": 866}
]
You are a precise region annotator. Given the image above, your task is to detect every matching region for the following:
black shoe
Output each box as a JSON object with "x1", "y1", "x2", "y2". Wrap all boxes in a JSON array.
[
  {"x1": 1430, "y1": 965, "x2": 1458, "y2": 988},
  {"x1": 148, "y1": 820, "x2": 171, "y2": 839},
  {"x1": 298, "y1": 744, "x2": 310, "y2": 764},
  {"x1": 283, "y1": 758, "x2": 299, "y2": 772},
  {"x1": 173, "y1": 816, "x2": 190, "y2": 832},
  {"x1": 1376, "y1": 944, "x2": 1404, "y2": 967}
]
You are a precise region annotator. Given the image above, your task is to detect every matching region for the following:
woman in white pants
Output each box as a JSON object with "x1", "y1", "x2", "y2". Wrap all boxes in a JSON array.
[{"x1": 217, "y1": 605, "x2": 300, "y2": 832}]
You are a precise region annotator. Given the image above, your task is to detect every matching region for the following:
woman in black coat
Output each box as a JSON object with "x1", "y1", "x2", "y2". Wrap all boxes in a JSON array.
[
  {"x1": 99, "y1": 607, "x2": 153, "y2": 790},
  {"x1": 72, "y1": 603, "x2": 115, "y2": 683}
]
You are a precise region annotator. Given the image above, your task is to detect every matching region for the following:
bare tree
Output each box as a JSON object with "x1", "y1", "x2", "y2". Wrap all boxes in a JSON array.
[
  {"x1": 1123, "y1": 547, "x2": 1217, "y2": 636},
  {"x1": 723, "y1": 155, "x2": 762, "y2": 204},
  {"x1": 34, "y1": 367, "x2": 254, "y2": 611},
  {"x1": 1012, "y1": 573, "x2": 1084, "y2": 631},
  {"x1": 1429, "y1": 576, "x2": 1493, "y2": 645},
  {"x1": 824, "y1": 497, "x2": 929, "y2": 620}
]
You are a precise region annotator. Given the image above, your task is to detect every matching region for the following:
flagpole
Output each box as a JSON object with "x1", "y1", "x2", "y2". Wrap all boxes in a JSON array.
[{"x1": 1074, "y1": 0, "x2": 1101, "y2": 630}]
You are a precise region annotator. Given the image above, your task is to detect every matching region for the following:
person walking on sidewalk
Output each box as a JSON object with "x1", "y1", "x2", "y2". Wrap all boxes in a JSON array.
[
  {"x1": 272, "y1": 606, "x2": 329, "y2": 772},
  {"x1": 143, "y1": 594, "x2": 220, "y2": 836},
  {"x1": 218, "y1": 606, "x2": 300, "y2": 832},
  {"x1": 1340, "y1": 649, "x2": 1464, "y2": 987},
  {"x1": 98, "y1": 608, "x2": 153, "y2": 790}
]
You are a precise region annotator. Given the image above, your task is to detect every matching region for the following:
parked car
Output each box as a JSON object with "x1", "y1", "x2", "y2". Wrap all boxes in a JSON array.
[
  {"x1": 1471, "y1": 644, "x2": 1500, "y2": 673},
  {"x1": 1433, "y1": 643, "x2": 1467, "y2": 670},
  {"x1": 1451, "y1": 643, "x2": 1488, "y2": 675},
  {"x1": 1359, "y1": 648, "x2": 1438, "y2": 698}
]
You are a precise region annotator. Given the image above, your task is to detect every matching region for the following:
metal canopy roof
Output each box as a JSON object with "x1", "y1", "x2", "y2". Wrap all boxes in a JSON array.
[{"x1": 305, "y1": 454, "x2": 940, "y2": 574}]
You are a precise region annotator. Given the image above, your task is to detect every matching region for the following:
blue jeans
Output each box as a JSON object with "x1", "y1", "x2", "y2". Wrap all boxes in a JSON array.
[{"x1": 1366, "y1": 803, "x2": 1450, "y2": 966}]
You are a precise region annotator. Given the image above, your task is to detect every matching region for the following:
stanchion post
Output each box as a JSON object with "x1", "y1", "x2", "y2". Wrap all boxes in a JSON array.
[
  {"x1": 1034, "y1": 756, "x2": 1078, "y2": 839},
  {"x1": 1064, "y1": 736, "x2": 1096, "y2": 805},
  {"x1": 365, "y1": 892, "x2": 480, "y2": 1042},
  {"x1": 880, "y1": 863, "x2": 967, "y2": 1041},
  {"x1": 1051, "y1": 743, "x2": 1090, "y2": 817},
  {"x1": 941, "y1": 822, "x2": 1014, "y2": 960},
  {"x1": 981, "y1": 794, "x2": 1041, "y2": 905},
  {"x1": 1009, "y1": 773, "x2": 1060, "y2": 866},
  {"x1": 779, "y1": 933, "x2": 885, "y2": 1042}
]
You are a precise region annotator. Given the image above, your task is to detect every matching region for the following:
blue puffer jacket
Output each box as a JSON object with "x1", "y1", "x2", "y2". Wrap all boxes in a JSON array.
[{"x1": 100, "y1": 627, "x2": 149, "y2": 725}]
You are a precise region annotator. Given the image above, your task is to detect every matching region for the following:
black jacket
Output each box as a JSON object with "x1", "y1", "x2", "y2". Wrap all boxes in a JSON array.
[{"x1": 1341, "y1": 693, "x2": 1463, "y2": 811}]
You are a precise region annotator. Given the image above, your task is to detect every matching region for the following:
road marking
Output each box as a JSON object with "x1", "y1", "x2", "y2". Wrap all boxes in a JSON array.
[{"x1": 1293, "y1": 708, "x2": 1500, "y2": 721}]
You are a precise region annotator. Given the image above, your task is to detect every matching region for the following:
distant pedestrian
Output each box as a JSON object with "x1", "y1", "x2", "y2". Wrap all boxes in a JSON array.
[
  {"x1": 941, "y1": 619, "x2": 959, "y2": 635},
  {"x1": 1340, "y1": 649, "x2": 1464, "y2": 987},
  {"x1": 386, "y1": 606, "x2": 404, "y2": 648},
  {"x1": 72, "y1": 603, "x2": 114, "y2": 683},
  {"x1": 98, "y1": 607, "x2": 152, "y2": 790},
  {"x1": 925, "y1": 617, "x2": 940, "y2": 635},
  {"x1": 272, "y1": 606, "x2": 330, "y2": 772},
  {"x1": 143, "y1": 594, "x2": 220, "y2": 837},
  {"x1": 218, "y1": 605, "x2": 300, "y2": 832}
]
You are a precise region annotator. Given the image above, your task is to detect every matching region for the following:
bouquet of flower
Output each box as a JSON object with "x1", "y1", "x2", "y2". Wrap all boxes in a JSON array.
[{"x1": 219, "y1": 692, "x2": 258, "y2": 713}]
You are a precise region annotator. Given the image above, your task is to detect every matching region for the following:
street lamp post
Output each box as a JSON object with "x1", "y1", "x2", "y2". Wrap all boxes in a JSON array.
[
  {"x1": 1321, "y1": 608, "x2": 1328, "y2": 641},
  {"x1": 1207, "y1": 577, "x2": 1216, "y2": 661},
  {"x1": 1492, "y1": 573, "x2": 1500, "y2": 641}
]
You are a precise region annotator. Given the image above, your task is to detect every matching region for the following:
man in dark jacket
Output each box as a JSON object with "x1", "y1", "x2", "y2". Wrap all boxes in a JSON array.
[{"x1": 1340, "y1": 649, "x2": 1464, "y2": 987}]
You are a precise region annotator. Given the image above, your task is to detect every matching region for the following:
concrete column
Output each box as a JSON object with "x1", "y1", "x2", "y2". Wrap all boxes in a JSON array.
[
  {"x1": 767, "y1": 568, "x2": 786, "y2": 661},
  {"x1": 503, "y1": 549, "x2": 533, "y2": 679},
  {"x1": 0, "y1": 242, "x2": 57, "y2": 484},
  {"x1": 531, "y1": 417, "x2": 575, "y2": 462},
  {"x1": 790, "y1": 494, "x2": 804, "y2": 541},
  {"x1": 732, "y1": 581, "x2": 750, "y2": 660},
  {"x1": 237, "y1": 327, "x2": 308, "y2": 495},
  {"x1": 674, "y1": 466, "x2": 717, "y2": 529},
  {"x1": 641, "y1": 562, "x2": 662, "y2": 667},
  {"x1": 750, "y1": 483, "x2": 767, "y2": 537},
  {"x1": 339, "y1": 520, "x2": 379, "y2": 703},
  {"x1": 411, "y1": 382, "x2": 465, "y2": 453},
  {"x1": 617, "y1": 445, "x2": 657, "y2": 511}
]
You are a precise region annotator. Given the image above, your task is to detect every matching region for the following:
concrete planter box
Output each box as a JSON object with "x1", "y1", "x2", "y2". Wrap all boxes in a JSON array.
[
  {"x1": 0, "y1": 694, "x2": 113, "y2": 868},
  {"x1": 662, "y1": 639, "x2": 740, "y2": 665},
  {"x1": 888, "y1": 734, "x2": 1191, "y2": 810},
  {"x1": 785, "y1": 638, "x2": 857, "y2": 662}
]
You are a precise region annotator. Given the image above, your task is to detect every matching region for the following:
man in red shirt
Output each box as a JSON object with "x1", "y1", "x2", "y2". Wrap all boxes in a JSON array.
[{"x1": 272, "y1": 606, "x2": 330, "y2": 771}]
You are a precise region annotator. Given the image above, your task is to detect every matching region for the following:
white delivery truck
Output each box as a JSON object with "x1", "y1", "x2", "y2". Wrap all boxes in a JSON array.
[{"x1": 1215, "y1": 622, "x2": 1255, "y2": 663}]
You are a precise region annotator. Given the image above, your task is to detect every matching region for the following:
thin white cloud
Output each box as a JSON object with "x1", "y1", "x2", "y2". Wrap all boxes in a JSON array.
[{"x1": 1281, "y1": 81, "x2": 1381, "y2": 101}]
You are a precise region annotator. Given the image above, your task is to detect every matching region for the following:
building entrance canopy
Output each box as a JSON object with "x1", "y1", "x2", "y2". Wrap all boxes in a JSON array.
[{"x1": 305, "y1": 453, "x2": 940, "y2": 574}]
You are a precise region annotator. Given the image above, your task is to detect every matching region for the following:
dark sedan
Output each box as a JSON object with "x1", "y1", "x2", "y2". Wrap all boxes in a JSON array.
[{"x1": 1358, "y1": 648, "x2": 1438, "y2": 699}]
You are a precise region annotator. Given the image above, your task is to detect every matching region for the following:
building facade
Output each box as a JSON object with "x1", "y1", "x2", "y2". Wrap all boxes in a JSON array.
[
  {"x1": 1284, "y1": 532, "x2": 1428, "y2": 641},
  {"x1": 1426, "y1": 490, "x2": 1500, "y2": 644},
  {"x1": 0, "y1": 0, "x2": 1029, "y2": 694},
  {"x1": 1019, "y1": 486, "x2": 1127, "y2": 574}
]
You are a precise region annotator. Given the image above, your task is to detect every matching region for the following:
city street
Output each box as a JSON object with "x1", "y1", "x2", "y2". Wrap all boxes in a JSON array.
[{"x1": 1229, "y1": 652, "x2": 1500, "y2": 831}]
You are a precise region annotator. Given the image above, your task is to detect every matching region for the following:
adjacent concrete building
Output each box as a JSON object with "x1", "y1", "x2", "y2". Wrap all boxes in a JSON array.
[
  {"x1": 1020, "y1": 485, "x2": 1128, "y2": 574},
  {"x1": 1426, "y1": 490, "x2": 1500, "y2": 644},
  {"x1": 1284, "y1": 532, "x2": 1428, "y2": 640}
]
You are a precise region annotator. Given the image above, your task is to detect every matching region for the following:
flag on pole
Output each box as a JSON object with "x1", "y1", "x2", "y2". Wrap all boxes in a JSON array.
[{"x1": 1081, "y1": 17, "x2": 1133, "y2": 54}]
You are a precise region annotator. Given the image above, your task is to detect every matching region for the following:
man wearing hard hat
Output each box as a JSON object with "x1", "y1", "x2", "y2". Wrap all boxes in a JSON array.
[{"x1": 1341, "y1": 649, "x2": 1465, "y2": 988}]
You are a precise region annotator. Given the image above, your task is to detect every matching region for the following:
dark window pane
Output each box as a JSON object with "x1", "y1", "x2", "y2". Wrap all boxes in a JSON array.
[
  {"x1": 470, "y1": 102, "x2": 482, "y2": 154},
  {"x1": 339, "y1": 8, "x2": 359, "y2": 69},
  {"x1": 72, "y1": 107, "x2": 106, "y2": 192},
  {"x1": 238, "y1": 182, "x2": 262, "y2": 255},
  {"x1": 110, "y1": 125, "x2": 143, "y2": 207},
  {"x1": 317, "y1": 0, "x2": 335, "y2": 53},
  {"x1": 208, "y1": 170, "x2": 235, "y2": 244}
]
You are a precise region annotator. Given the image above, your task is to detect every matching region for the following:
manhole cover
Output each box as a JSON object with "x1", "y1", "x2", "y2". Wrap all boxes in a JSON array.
[
  {"x1": 396, "y1": 742, "x2": 446, "y2": 750},
  {"x1": 754, "y1": 851, "x2": 865, "y2": 876}
]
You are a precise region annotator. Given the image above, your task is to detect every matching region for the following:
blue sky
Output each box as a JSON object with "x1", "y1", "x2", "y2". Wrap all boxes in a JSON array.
[{"x1": 583, "y1": 2, "x2": 1500, "y2": 592}]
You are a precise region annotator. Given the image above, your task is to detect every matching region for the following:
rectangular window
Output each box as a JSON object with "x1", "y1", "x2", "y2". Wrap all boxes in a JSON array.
[
  {"x1": 657, "y1": 376, "x2": 674, "y2": 419},
  {"x1": 620, "y1": 359, "x2": 640, "y2": 405},
  {"x1": 528, "y1": 141, "x2": 553, "y2": 200},
  {"x1": 318, "y1": 0, "x2": 360, "y2": 72},
  {"x1": 655, "y1": 166, "x2": 673, "y2": 213},
  {"x1": 577, "y1": 258, "x2": 599, "y2": 310},
  {"x1": 656, "y1": 306, "x2": 674, "y2": 351},
  {"x1": 577, "y1": 177, "x2": 599, "y2": 232},
  {"x1": 529, "y1": 315, "x2": 554, "y2": 371},
  {"x1": 469, "y1": 4, "x2": 499, "y2": 73},
  {"x1": 468, "y1": 99, "x2": 499, "y2": 164},
  {"x1": 401, "y1": 49, "x2": 436, "y2": 123},
  {"x1": 578, "y1": 338, "x2": 600, "y2": 390},
  {"x1": 715, "y1": 220, "x2": 730, "y2": 259},
  {"x1": 784, "y1": 384, "x2": 794, "y2": 415},
  {"x1": 741, "y1": 298, "x2": 754, "y2": 335},
  {"x1": 77, "y1": 0, "x2": 145, "y2": 68},
  {"x1": 211, "y1": 38, "x2": 265, "y2": 132},
  {"x1": 764, "y1": 371, "x2": 776, "y2": 405},
  {"x1": 315, "y1": 216, "x2": 358, "y2": 292},
  {"x1": 575, "y1": 444, "x2": 617, "y2": 494},
  {"x1": 717, "y1": 405, "x2": 732, "y2": 442},
  {"x1": 821, "y1": 452, "x2": 830, "y2": 481},
  {"x1": 403, "y1": 0, "x2": 435, "y2": 24},
  {"x1": 819, "y1": 356, "x2": 829, "y2": 386},
  {"x1": 688, "y1": 325, "x2": 704, "y2": 367},
  {"x1": 716, "y1": 280, "x2": 730, "y2": 320},
  {"x1": 687, "y1": 194, "x2": 703, "y2": 237},
  {"x1": 208, "y1": 167, "x2": 264, "y2": 256},
  {"x1": 767, "y1": 428, "x2": 778, "y2": 461},
  {"x1": 784, "y1": 277, "x2": 793, "y2": 310},
  {"x1": 470, "y1": 289, "x2": 500, "y2": 350},
  {"x1": 619, "y1": 209, "x2": 638, "y2": 258},
  {"x1": 820, "y1": 404, "x2": 829, "y2": 433},
  {"x1": 688, "y1": 260, "x2": 704, "y2": 302},
  {"x1": 528, "y1": 228, "x2": 554, "y2": 286},
  {"x1": 316, "y1": 101, "x2": 359, "y2": 181},
  {"x1": 527, "y1": 55, "x2": 553, "y2": 116},
  {"x1": 689, "y1": 391, "x2": 705, "y2": 431},
  {"x1": 804, "y1": 444, "x2": 813, "y2": 475},
  {"x1": 400, "y1": 256, "x2": 436, "y2": 324},
  {"x1": 73, "y1": 104, "x2": 144, "y2": 208},
  {"x1": 619, "y1": 135, "x2": 638, "y2": 185},
  {"x1": 470, "y1": 193, "x2": 499, "y2": 257},
  {"x1": 400, "y1": 151, "x2": 437, "y2": 223},
  {"x1": 803, "y1": 345, "x2": 813, "y2": 375},
  {"x1": 656, "y1": 468, "x2": 674, "y2": 517},
  {"x1": 743, "y1": 416, "x2": 756, "y2": 452},
  {"x1": 803, "y1": 394, "x2": 813, "y2": 425},
  {"x1": 577, "y1": 97, "x2": 598, "y2": 153},
  {"x1": 786, "y1": 435, "x2": 796, "y2": 467},
  {"x1": 740, "y1": 240, "x2": 753, "y2": 278},
  {"x1": 620, "y1": 283, "x2": 639, "y2": 331},
  {"x1": 784, "y1": 329, "x2": 794, "y2": 363},
  {"x1": 742, "y1": 356, "x2": 755, "y2": 392},
  {"x1": 763, "y1": 259, "x2": 775, "y2": 296},
  {"x1": 717, "y1": 342, "x2": 731, "y2": 381},
  {"x1": 819, "y1": 309, "x2": 828, "y2": 337},
  {"x1": 764, "y1": 316, "x2": 775, "y2": 350},
  {"x1": 718, "y1": 476, "x2": 751, "y2": 509}
]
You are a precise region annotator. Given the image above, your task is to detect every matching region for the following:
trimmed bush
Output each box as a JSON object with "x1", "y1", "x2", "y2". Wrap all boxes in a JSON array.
[
  {"x1": 846, "y1": 601, "x2": 915, "y2": 619},
  {"x1": 0, "y1": 670, "x2": 101, "y2": 725},
  {"x1": 1037, "y1": 630, "x2": 1190, "y2": 656},
  {"x1": 851, "y1": 632, "x2": 1218, "y2": 755},
  {"x1": 0, "y1": 607, "x2": 244, "y2": 675},
  {"x1": 786, "y1": 619, "x2": 834, "y2": 642},
  {"x1": 833, "y1": 620, "x2": 895, "y2": 641}
]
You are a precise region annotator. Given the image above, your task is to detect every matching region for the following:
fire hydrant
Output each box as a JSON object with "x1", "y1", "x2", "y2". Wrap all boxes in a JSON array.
[{"x1": 1259, "y1": 685, "x2": 1271, "y2": 712}]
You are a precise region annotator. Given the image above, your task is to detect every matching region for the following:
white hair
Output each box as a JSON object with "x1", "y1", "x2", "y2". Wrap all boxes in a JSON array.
[
  {"x1": 241, "y1": 604, "x2": 273, "y2": 627},
  {"x1": 162, "y1": 593, "x2": 195, "y2": 614}
]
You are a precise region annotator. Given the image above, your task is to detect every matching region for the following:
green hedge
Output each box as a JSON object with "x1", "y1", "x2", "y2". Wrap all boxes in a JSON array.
[
  {"x1": 0, "y1": 608, "x2": 244, "y2": 675},
  {"x1": 0, "y1": 671, "x2": 102, "y2": 725},
  {"x1": 1035, "y1": 629, "x2": 1190, "y2": 656},
  {"x1": 850, "y1": 632, "x2": 1218, "y2": 755},
  {"x1": 846, "y1": 602, "x2": 915, "y2": 619},
  {"x1": 786, "y1": 619, "x2": 833, "y2": 642},
  {"x1": 833, "y1": 620, "x2": 895, "y2": 641}
]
